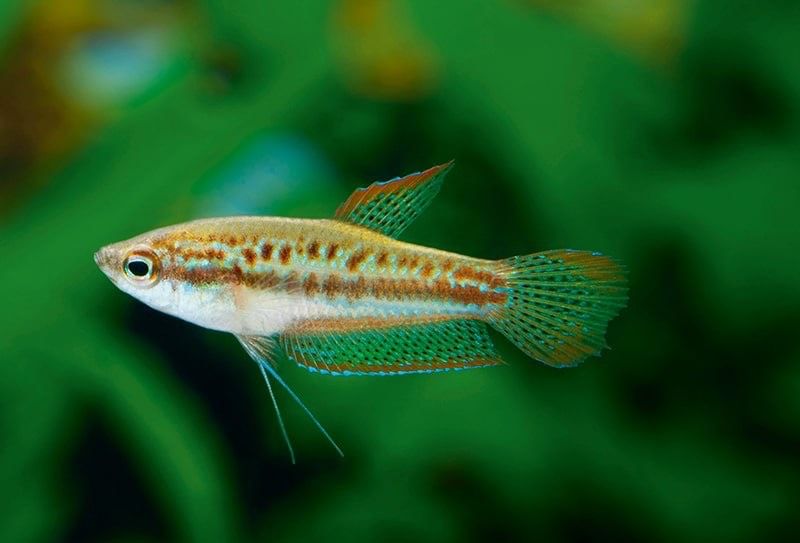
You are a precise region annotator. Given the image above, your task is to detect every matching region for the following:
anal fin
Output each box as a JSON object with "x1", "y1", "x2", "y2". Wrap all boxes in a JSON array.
[{"x1": 281, "y1": 319, "x2": 503, "y2": 375}]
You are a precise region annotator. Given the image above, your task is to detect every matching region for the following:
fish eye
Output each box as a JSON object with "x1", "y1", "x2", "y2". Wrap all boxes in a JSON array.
[
  {"x1": 123, "y1": 249, "x2": 160, "y2": 285},
  {"x1": 126, "y1": 259, "x2": 150, "y2": 277}
]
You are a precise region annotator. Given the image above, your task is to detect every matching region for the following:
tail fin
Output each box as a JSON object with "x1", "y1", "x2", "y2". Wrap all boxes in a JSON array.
[{"x1": 488, "y1": 250, "x2": 627, "y2": 367}]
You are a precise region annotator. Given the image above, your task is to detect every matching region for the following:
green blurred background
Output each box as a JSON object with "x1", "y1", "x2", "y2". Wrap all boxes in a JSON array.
[{"x1": 2, "y1": 0, "x2": 799, "y2": 541}]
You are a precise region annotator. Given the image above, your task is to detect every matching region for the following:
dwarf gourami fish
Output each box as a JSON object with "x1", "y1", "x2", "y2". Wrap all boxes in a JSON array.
[{"x1": 95, "y1": 162, "x2": 627, "y2": 461}]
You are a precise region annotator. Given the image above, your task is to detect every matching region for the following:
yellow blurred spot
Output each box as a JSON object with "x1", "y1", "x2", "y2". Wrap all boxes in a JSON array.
[
  {"x1": 331, "y1": 0, "x2": 440, "y2": 101},
  {"x1": 522, "y1": 0, "x2": 687, "y2": 65}
]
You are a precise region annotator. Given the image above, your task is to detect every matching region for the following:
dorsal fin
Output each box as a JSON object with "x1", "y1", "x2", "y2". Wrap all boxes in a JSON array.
[{"x1": 334, "y1": 161, "x2": 453, "y2": 238}]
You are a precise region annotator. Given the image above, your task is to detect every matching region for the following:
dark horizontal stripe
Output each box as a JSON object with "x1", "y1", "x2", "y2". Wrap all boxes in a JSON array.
[{"x1": 162, "y1": 265, "x2": 507, "y2": 307}]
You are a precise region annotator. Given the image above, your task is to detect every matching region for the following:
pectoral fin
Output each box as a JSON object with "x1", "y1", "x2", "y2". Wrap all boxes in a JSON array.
[
  {"x1": 236, "y1": 334, "x2": 343, "y2": 461},
  {"x1": 334, "y1": 161, "x2": 453, "y2": 238}
]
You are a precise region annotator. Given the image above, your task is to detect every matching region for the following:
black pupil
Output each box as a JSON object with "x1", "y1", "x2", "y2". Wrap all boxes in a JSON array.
[{"x1": 127, "y1": 259, "x2": 150, "y2": 277}]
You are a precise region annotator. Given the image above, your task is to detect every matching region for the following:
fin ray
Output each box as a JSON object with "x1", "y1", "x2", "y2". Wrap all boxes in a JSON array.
[
  {"x1": 488, "y1": 250, "x2": 627, "y2": 367},
  {"x1": 334, "y1": 161, "x2": 453, "y2": 238},
  {"x1": 256, "y1": 360, "x2": 296, "y2": 464},
  {"x1": 281, "y1": 319, "x2": 503, "y2": 375},
  {"x1": 236, "y1": 335, "x2": 344, "y2": 459}
]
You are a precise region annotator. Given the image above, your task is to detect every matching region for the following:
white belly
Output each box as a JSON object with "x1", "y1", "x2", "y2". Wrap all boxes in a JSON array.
[
  {"x1": 143, "y1": 275, "x2": 479, "y2": 336},
  {"x1": 161, "y1": 282, "x2": 476, "y2": 336}
]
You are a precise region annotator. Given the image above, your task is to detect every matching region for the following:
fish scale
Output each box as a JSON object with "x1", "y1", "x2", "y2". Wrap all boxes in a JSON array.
[{"x1": 151, "y1": 218, "x2": 508, "y2": 331}]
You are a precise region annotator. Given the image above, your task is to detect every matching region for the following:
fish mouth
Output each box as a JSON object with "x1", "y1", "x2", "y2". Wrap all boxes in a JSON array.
[{"x1": 94, "y1": 247, "x2": 116, "y2": 279}]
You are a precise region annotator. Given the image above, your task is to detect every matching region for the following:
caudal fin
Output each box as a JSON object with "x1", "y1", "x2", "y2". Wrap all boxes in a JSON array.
[{"x1": 488, "y1": 250, "x2": 627, "y2": 367}]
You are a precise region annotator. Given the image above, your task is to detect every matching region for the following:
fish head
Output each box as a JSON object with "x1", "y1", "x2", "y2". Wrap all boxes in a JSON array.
[
  {"x1": 94, "y1": 221, "x2": 250, "y2": 333},
  {"x1": 94, "y1": 229, "x2": 178, "y2": 314}
]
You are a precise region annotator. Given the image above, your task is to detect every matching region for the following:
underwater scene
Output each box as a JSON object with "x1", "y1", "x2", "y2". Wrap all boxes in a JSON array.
[{"x1": 1, "y1": 1, "x2": 799, "y2": 542}]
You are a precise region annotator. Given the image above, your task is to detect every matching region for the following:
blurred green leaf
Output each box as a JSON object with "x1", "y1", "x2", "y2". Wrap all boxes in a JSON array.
[{"x1": 0, "y1": 0, "x2": 28, "y2": 50}]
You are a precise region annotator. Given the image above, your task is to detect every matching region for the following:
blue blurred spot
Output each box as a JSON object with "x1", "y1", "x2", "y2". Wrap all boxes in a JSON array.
[
  {"x1": 194, "y1": 134, "x2": 335, "y2": 217},
  {"x1": 60, "y1": 27, "x2": 180, "y2": 108}
]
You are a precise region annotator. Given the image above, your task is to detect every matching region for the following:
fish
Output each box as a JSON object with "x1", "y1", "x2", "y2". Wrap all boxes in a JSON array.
[{"x1": 95, "y1": 162, "x2": 627, "y2": 461}]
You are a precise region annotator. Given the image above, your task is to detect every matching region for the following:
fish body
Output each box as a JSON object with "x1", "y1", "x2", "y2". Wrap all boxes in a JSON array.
[
  {"x1": 95, "y1": 162, "x2": 627, "y2": 459},
  {"x1": 97, "y1": 216, "x2": 502, "y2": 338}
]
